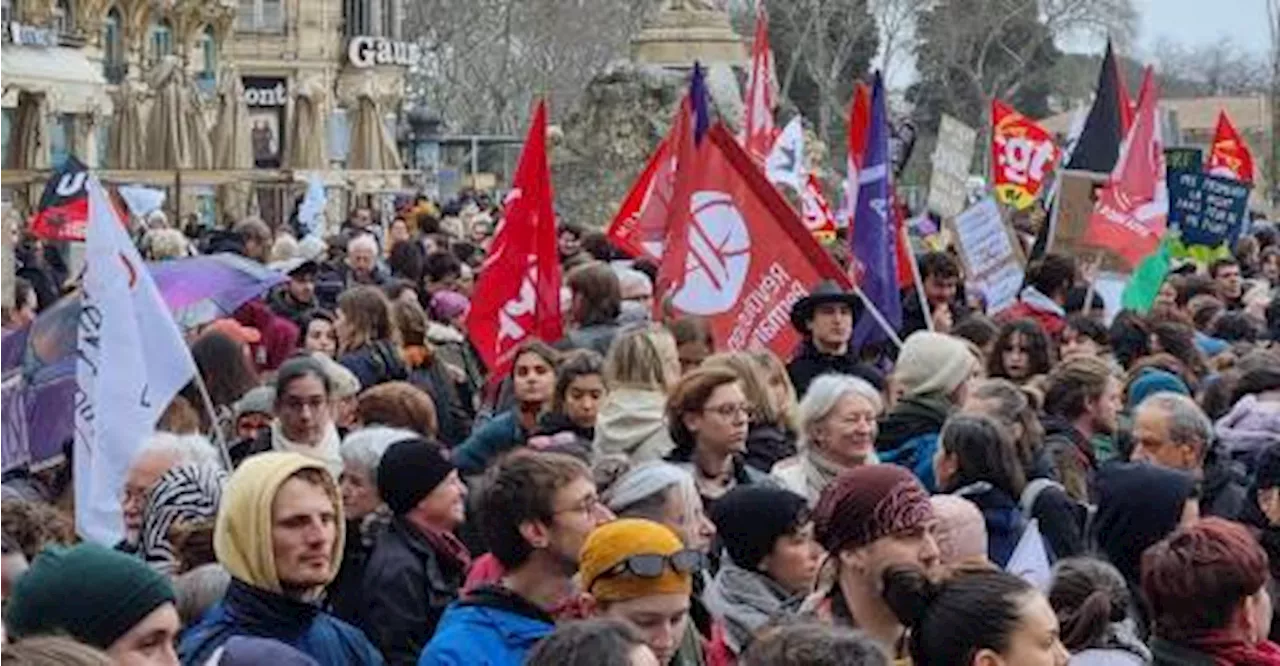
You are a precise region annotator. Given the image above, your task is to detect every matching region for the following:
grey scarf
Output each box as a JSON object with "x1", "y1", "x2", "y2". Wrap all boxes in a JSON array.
[{"x1": 705, "y1": 560, "x2": 803, "y2": 655}]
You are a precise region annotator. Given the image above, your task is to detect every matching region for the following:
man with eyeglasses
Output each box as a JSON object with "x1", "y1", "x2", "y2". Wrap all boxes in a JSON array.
[
  {"x1": 230, "y1": 355, "x2": 343, "y2": 477},
  {"x1": 578, "y1": 519, "x2": 704, "y2": 666},
  {"x1": 421, "y1": 451, "x2": 614, "y2": 665}
]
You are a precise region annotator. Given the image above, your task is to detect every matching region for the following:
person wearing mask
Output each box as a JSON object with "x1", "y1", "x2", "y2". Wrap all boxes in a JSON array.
[
  {"x1": 117, "y1": 433, "x2": 223, "y2": 554},
  {"x1": 1210, "y1": 257, "x2": 1245, "y2": 310},
  {"x1": 987, "y1": 319, "x2": 1056, "y2": 385},
  {"x1": 786, "y1": 281, "x2": 883, "y2": 398},
  {"x1": 1143, "y1": 518, "x2": 1280, "y2": 665},
  {"x1": 5, "y1": 543, "x2": 182, "y2": 666},
  {"x1": 327, "y1": 426, "x2": 417, "y2": 622},
  {"x1": 268, "y1": 259, "x2": 322, "y2": 330},
  {"x1": 876, "y1": 331, "x2": 980, "y2": 491},
  {"x1": 334, "y1": 286, "x2": 407, "y2": 390},
  {"x1": 1002, "y1": 253, "x2": 1076, "y2": 338},
  {"x1": 179, "y1": 453, "x2": 383, "y2": 665},
  {"x1": 666, "y1": 368, "x2": 765, "y2": 515},
  {"x1": 595, "y1": 325, "x2": 682, "y2": 463},
  {"x1": 932, "y1": 414, "x2": 1033, "y2": 567},
  {"x1": 558, "y1": 262, "x2": 623, "y2": 356},
  {"x1": 1093, "y1": 461, "x2": 1199, "y2": 638},
  {"x1": 232, "y1": 356, "x2": 343, "y2": 477},
  {"x1": 902, "y1": 251, "x2": 969, "y2": 335},
  {"x1": 535, "y1": 349, "x2": 606, "y2": 445},
  {"x1": 421, "y1": 452, "x2": 613, "y2": 664},
  {"x1": 577, "y1": 519, "x2": 705, "y2": 666},
  {"x1": 704, "y1": 352, "x2": 798, "y2": 473},
  {"x1": 772, "y1": 374, "x2": 882, "y2": 507},
  {"x1": 1048, "y1": 558, "x2": 1151, "y2": 666},
  {"x1": 1132, "y1": 392, "x2": 1249, "y2": 520},
  {"x1": 1041, "y1": 356, "x2": 1122, "y2": 502},
  {"x1": 616, "y1": 267, "x2": 655, "y2": 325},
  {"x1": 454, "y1": 341, "x2": 559, "y2": 475},
  {"x1": 805, "y1": 465, "x2": 940, "y2": 659},
  {"x1": 360, "y1": 439, "x2": 469, "y2": 665},
  {"x1": 706, "y1": 485, "x2": 820, "y2": 658},
  {"x1": 882, "y1": 566, "x2": 1070, "y2": 666}
]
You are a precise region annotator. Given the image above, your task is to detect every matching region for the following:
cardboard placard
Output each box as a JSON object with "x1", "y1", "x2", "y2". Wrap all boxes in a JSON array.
[
  {"x1": 1049, "y1": 170, "x2": 1131, "y2": 273},
  {"x1": 928, "y1": 115, "x2": 977, "y2": 218},
  {"x1": 947, "y1": 197, "x2": 1026, "y2": 314}
]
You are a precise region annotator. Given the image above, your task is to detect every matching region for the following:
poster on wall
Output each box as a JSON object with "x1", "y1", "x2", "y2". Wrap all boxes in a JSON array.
[{"x1": 243, "y1": 77, "x2": 288, "y2": 168}]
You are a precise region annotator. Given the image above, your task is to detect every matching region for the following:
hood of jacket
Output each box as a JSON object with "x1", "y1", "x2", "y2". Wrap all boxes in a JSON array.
[
  {"x1": 1094, "y1": 462, "x2": 1197, "y2": 586},
  {"x1": 593, "y1": 387, "x2": 675, "y2": 461},
  {"x1": 1216, "y1": 396, "x2": 1280, "y2": 459},
  {"x1": 876, "y1": 394, "x2": 950, "y2": 452},
  {"x1": 215, "y1": 452, "x2": 344, "y2": 594},
  {"x1": 426, "y1": 321, "x2": 467, "y2": 345}
]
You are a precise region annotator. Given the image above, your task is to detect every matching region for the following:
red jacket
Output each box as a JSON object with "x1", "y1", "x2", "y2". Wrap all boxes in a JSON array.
[{"x1": 1000, "y1": 296, "x2": 1067, "y2": 339}]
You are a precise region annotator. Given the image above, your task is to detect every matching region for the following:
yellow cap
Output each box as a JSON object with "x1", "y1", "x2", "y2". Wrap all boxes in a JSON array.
[{"x1": 579, "y1": 518, "x2": 692, "y2": 602}]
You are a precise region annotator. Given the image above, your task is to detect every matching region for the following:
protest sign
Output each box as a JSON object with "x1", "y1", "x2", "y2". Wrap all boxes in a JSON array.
[
  {"x1": 1164, "y1": 147, "x2": 1203, "y2": 174},
  {"x1": 1167, "y1": 171, "x2": 1250, "y2": 261},
  {"x1": 927, "y1": 115, "x2": 977, "y2": 218},
  {"x1": 947, "y1": 197, "x2": 1025, "y2": 314}
]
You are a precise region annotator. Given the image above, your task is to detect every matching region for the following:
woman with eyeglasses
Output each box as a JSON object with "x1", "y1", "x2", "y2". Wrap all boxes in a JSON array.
[
  {"x1": 665, "y1": 367, "x2": 771, "y2": 517},
  {"x1": 702, "y1": 352, "x2": 799, "y2": 474},
  {"x1": 578, "y1": 519, "x2": 706, "y2": 666}
]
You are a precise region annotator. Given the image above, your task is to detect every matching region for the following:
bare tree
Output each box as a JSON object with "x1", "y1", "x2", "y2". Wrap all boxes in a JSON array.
[
  {"x1": 1152, "y1": 38, "x2": 1269, "y2": 97},
  {"x1": 869, "y1": 0, "x2": 930, "y2": 88}
]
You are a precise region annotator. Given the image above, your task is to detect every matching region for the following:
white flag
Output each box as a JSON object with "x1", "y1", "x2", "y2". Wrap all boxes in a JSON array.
[
  {"x1": 75, "y1": 176, "x2": 197, "y2": 544},
  {"x1": 1006, "y1": 519, "x2": 1053, "y2": 592},
  {"x1": 765, "y1": 117, "x2": 806, "y2": 191},
  {"x1": 297, "y1": 172, "x2": 327, "y2": 240}
]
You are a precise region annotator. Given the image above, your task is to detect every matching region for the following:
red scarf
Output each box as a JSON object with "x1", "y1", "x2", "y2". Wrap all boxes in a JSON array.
[
  {"x1": 1184, "y1": 632, "x2": 1280, "y2": 666},
  {"x1": 420, "y1": 526, "x2": 472, "y2": 573}
]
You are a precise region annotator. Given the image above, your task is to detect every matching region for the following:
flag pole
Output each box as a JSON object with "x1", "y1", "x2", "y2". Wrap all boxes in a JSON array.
[
  {"x1": 852, "y1": 284, "x2": 904, "y2": 349},
  {"x1": 191, "y1": 370, "x2": 234, "y2": 470},
  {"x1": 904, "y1": 240, "x2": 934, "y2": 332}
]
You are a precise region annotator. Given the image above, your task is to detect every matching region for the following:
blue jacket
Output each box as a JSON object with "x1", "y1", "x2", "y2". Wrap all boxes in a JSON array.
[
  {"x1": 179, "y1": 578, "x2": 384, "y2": 666},
  {"x1": 418, "y1": 585, "x2": 554, "y2": 666},
  {"x1": 454, "y1": 411, "x2": 525, "y2": 475}
]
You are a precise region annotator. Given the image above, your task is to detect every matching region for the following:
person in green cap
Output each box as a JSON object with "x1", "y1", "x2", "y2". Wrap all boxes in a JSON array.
[{"x1": 4, "y1": 542, "x2": 181, "y2": 666}]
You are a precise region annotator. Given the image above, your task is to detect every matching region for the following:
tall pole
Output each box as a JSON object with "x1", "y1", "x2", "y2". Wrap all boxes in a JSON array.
[{"x1": 1269, "y1": 0, "x2": 1280, "y2": 209}]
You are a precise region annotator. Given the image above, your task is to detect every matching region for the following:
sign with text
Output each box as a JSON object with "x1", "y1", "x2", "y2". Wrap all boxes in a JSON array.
[
  {"x1": 1168, "y1": 171, "x2": 1250, "y2": 250},
  {"x1": 347, "y1": 37, "x2": 423, "y2": 68},
  {"x1": 948, "y1": 197, "x2": 1025, "y2": 314},
  {"x1": 243, "y1": 77, "x2": 287, "y2": 168},
  {"x1": 1164, "y1": 147, "x2": 1203, "y2": 174},
  {"x1": 927, "y1": 115, "x2": 977, "y2": 218}
]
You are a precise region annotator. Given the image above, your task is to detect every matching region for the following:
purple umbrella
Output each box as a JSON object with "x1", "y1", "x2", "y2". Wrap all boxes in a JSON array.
[{"x1": 149, "y1": 253, "x2": 287, "y2": 328}]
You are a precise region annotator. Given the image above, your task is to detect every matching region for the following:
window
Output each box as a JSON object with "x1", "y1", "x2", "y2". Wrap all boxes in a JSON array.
[
  {"x1": 237, "y1": 0, "x2": 282, "y2": 33},
  {"x1": 148, "y1": 19, "x2": 172, "y2": 64},
  {"x1": 103, "y1": 8, "x2": 125, "y2": 83},
  {"x1": 50, "y1": 114, "x2": 75, "y2": 169},
  {"x1": 196, "y1": 25, "x2": 217, "y2": 92},
  {"x1": 53, "y1": 0, "x2": 74, "y2": 35},
  {"x1": 343, "y1": 0, "x2": 369, "y2": 38},
  {"x1": 379, "y1": 0, "x2": 396, "y2": 39}
]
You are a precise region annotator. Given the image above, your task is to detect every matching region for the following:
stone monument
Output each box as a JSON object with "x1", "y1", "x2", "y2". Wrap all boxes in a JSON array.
[{"x1": 631, "y1": 0, "x2": 747, "y2": 68}]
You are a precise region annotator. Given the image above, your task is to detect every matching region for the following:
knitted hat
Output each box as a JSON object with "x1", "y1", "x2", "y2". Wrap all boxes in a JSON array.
[
  {"x1": 711, "y1": 485, "x2": 809, "y2": 569},
  {"x1": 4, "y1": 543, "x2": 176, "y2": 649},
  {"x1": 430, "y1": 290, "x2": 470, "y2": 321},
  {"x1": 233, "y1": 385, "x2": 275, "y2": 420},
  {"x1": 813, "y1": 465, "x2": 934, "y2": 554},
  {"x1": 377, "y1": 438, "x2": 456, "y2": 515},
  {"x1": 929, "y1": 495, "x2": 988, "y2": 565},
  {"x1": 579, "y1": 519, "x2": 693, "y2": 602},
  {"x1": 894, "y1": 331, "x2": 978, "y2": 398},
  {"x1": 1127, "y1": 368, "x2": 1190, "y2": 410}
]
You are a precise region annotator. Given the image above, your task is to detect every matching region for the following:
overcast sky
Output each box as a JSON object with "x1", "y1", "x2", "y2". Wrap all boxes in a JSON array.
[{"x1": 1132, "y1": 0, "x2": 1271, "y2": 58}]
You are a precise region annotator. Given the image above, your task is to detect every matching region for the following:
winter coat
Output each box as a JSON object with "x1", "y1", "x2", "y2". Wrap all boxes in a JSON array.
[
  {"x1": 404, "y1": 346, "x2": 472, "y2": 448},
  {"x1": 1216, "y1": 395, "x2": 1280, "y2": 472},
  {"x1": 705, "y1": 560, "x2": 803, "y2": 655},
  {"x1": 1201, "y1": 454, "x2": 1249, "y2": 520},
  {"x1": 534, "y1": 411, "x2": 593, "y2": 444},
  {"x1": 338, "y1": 340, "x2": 410, "y2": 391},
  {"x1": 555, "y1": 321, "x2": 621, "y2": 358},
  {"x1": 359, "y1": 516, "x2": 467, "y2": 666},
  {"x1": 1042, "y1": 415, "x2": 1098, "y2": 503},
  {"x1": 454, "y1": 411, "x2": 525, "y2": 475},
  {"x1": 316, "y1": 262, "x2": 388, "y2": 309},
  {"x1": 1020, "y1": 477, "x2": 1087, "y2": 560},
  {"x1": 267, "y1": 287, "x2": 319, "y2": 331},
  {"x1": 742, "y1": 422, "x2": 797, "y2": 473},
  {"x1": 1000, "y1": 286, "x2": 1067, "y2": 339},
  {"x1": 178, "y1": 578, "x2": 385, "y2": 666},
  {"x1": 327, "y1": 514, "x2": 386, "y2": 624},
  {"x1": 953, "y1": 482, "x2": 1028, "y2": 567},
  {"x1": 426, "y1": 322, "x2": 484, "y2": 404},
  {"x1": 876, "y1": 394, "x2": 951, "y2": 491},
  {"x1": 594, "y1": 387, "x2": 676, "y2": 463},
  {"x1": 786, "y1": 340, "x2": 885, "y2": 400},
  {"x1": 418, "y1": 585, "x2": 554, "y2": 666},
  {"x1": 235, "y1": 299, "x2": 301, "y2": 372}
]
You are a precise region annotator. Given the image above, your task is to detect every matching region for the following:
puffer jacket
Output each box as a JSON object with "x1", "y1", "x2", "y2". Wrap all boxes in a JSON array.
[
  {"x1": 418, "y1": 585, "x2": 554, "y2": 666},
  {"x1": 1216, "y1": 395, "x2": 1280, "y2": 473}
]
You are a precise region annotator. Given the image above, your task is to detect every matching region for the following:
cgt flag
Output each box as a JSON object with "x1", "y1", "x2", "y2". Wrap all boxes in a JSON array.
[
  {"x1": 1207, "y1": 110, "x2": 1255, "y2": 184},
  {"x1": 656, "y1": 123, "x2": 851, "y2": 359},
  {"x1": 465, "y1": 100, "x2": 562, "y2": 378},
  {"x1": 28, "y1": 156, "x2": 91, "y2": 241},
  {"x1": 991, "y1": 99, "x2": 1060, "y2": 210},
  {"x1": 75, "y1": 175, "x2": 197, "y2": 544}
]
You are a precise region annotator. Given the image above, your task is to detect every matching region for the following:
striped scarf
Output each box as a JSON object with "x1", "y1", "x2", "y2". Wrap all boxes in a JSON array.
[{"x1": 140, "y1": 463, "x2": 227, "y2": 576}]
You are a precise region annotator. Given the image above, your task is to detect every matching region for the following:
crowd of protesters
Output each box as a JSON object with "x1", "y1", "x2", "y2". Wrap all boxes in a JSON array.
[{"x1": 2, "y1": 191, "x2": 1280, "y2": 666}]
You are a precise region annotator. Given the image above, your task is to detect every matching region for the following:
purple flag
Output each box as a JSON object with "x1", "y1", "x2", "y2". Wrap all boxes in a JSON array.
[{"x1": 850, "y1": 73, "x2": 901, "y2": 348}]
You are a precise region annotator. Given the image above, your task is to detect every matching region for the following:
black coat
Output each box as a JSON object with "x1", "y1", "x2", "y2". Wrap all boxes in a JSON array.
[
  {"x1": 786, "y1": 340, "x2": 884, "y2": 399},
  {"x1": 358, "y1": 516, "x2": 467, "y2": 666},
  {"x1": 407, "y1": 358, "x2": 472, "y2": 448},
  {"x1": 742, "y1": 422, "x2": 796, "y2": 473},
  {"x1": 339, "y1": 340, "x2": 410, "y2": 390}
]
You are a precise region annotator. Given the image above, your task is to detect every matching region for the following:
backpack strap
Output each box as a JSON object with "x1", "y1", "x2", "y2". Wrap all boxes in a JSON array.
[{"x1": 1019, "y1": 478, "x2": 1065, "y2": 516}]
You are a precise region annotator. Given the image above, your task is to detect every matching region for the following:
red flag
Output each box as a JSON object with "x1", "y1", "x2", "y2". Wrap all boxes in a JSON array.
[
  {"x1": 801, "y1": 173, "x2": 837, "y2": 242},
  {"x1": 840, "y1": 82, "x2": 871, "y2": 230},
  {"x1": 1207, "y1": 110, "x2": 1255, "y2": 184},
  {"x1": 465, "y1": 101, "x2": 562, "y2": 378},
  {"x1": 741, "y1": 1, "x2": 776, "y2": 161},
  {"x1": 894, "y1": 198, "x2": 913, "y2": 287},
  {"x1": 1083, "y1": 67, "x2": 1167, "y2": 268},
  {"x1": 654, "y1": 88, "x2": 704, "y2": 307},
  {"x1": 990, "y1": 99, "x2": 1061, "y2": 210},
  {"x1": 28, "y1": 156, "x2": 91, "y2": 241},
  {"x1": 605, "y1": 137, "x2": 670, "y2": 262},
  {"x1": 1116, "y1": 58, "x2": 1134, "y2": 134},
  {"x1": 656, "y1": 123, "x2": 851, "y2": 357}
]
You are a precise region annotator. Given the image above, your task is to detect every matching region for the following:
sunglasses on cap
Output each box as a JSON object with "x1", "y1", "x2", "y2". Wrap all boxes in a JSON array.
[{"x1": 586, "y1": 550, "x2": 704, "y2": 592}]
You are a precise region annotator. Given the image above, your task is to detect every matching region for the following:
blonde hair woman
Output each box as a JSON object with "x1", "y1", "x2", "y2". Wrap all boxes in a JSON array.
[
  {"x1": 594, "y1": 324, "x2": 682, "y2": 463},
  {"x1": 771, "y1": 374, "x2": 884, "y2": 506},
  {"x1": 703, "y1": 351, "x2": 799, "y2": 473}
]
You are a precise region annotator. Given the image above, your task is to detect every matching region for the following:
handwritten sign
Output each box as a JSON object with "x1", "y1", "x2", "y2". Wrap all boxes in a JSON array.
[
  {"x1": 1164, "y1": 147, "x2": 1203, "y2": 174},
  {"x1": 948, "y1": 197, "x2": 1025, "y2": 314},
  {"x1": 928, "y1": 115, "x2": 977, "y2": 218},
  {"x1": 1168, "y1": 171, "x2": 1249, "y2": 250}
]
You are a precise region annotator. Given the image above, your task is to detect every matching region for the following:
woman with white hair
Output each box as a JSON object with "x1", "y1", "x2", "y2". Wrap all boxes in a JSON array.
[
  {"x1": 770, "y1": 374, "x2": 883, "y2": 506},
  {"x1": 329, "y1": 425, "x2": 419, "y2": 622}
]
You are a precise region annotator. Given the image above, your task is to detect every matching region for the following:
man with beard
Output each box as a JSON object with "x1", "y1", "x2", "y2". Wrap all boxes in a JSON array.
[{"x1": 1042, "y1": 356, "x2": 1123, "y2": 503}]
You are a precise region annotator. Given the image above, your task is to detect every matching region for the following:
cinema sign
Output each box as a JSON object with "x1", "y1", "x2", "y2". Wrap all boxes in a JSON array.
[{"x1": 347, "y1": 36, "x2": 422, "y2": 68}]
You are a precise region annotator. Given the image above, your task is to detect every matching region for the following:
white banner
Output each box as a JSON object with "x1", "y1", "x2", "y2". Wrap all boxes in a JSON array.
[{"x1": 928, "y1": 114, "x2": 977, "y2": 218}]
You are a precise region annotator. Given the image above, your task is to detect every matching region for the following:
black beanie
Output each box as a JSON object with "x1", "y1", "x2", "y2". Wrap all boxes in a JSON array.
[
  {"x1": 377, "y1": 438, "x2": 456, "y2": 515},
  {"x1": 711, "y1": 485, "x2": 810, "y2": 570}
]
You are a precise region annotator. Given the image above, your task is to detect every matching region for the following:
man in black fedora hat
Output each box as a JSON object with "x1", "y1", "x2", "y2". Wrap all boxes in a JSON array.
[{"x1": 786, "y1": 280, "x2": 884, "y2": 399}]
